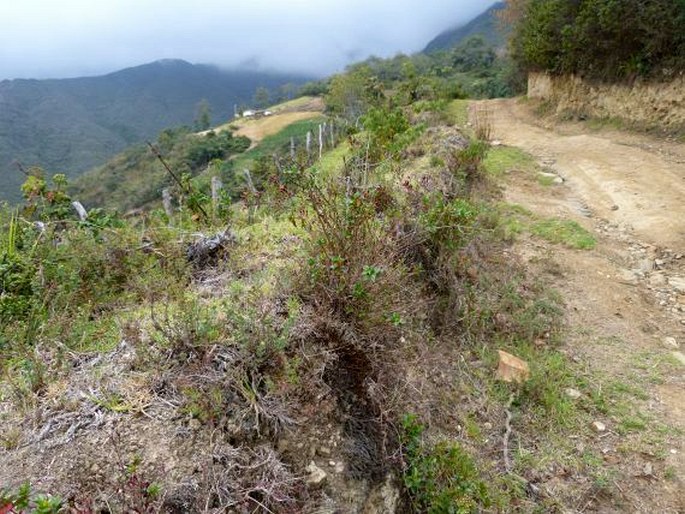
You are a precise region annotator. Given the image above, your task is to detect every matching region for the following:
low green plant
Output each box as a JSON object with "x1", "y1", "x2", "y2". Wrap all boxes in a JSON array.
[
  {"x1": 483, "y1": 146, "x2": 537, "y2": 177},
  {"x1": 531, "y1": 219, "x2": 596, "y2": 249},
  {"x1": 0, "y1": 482, "x2": 62, "y2": 514},
  {"x1": 297, "y1": 166, "x2": 412, "y2": 336},
  {"x1": 401, "y1": 414, "x2": 490, "y2": 513},
  {"x1": 421, "y1": 197, "x2": 478, "y2": 252}
]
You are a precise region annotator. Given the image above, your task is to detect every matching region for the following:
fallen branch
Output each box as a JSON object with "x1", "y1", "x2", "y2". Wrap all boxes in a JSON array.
[{"x1": 503, "y1": 392, "x2": 515, "y2": 473}]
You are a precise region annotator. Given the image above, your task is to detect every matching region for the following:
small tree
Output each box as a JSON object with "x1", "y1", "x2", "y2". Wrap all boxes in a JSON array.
[{"x1": 194, "y1": 99, "x2": 212, "y2": 131}]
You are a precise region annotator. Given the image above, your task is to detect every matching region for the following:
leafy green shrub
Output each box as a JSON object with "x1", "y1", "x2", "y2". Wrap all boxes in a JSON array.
[
  {"x1": 1, "y1": 482, "x2": 62, "y2": 514},
  {"x1": 507, "y1": 0, "x2": 685, "y2": 80},
  {"x1": 184, "y1": 130, "x2": 250, "y2": 171},
  {"x1": 447, "y1": 140, "x2": 490, "y2": 190},
  {"x1": 362, "y1": 106, "x2": 423, "y2": 162},
  {"x1": 421, "y1": 198, "x2": 478, "y2": 253},
  {"x1": 401, "y1": 414, "x2": 490, "y2": 513}
]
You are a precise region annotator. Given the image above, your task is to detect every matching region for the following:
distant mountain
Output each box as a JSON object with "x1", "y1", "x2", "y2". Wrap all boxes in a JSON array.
[
  {"x1": 0, "y1": 60, "x2": 311, "y2": 202},
  {"x1": 423, "y1": 2, "x2": 507, "y2": 53}
]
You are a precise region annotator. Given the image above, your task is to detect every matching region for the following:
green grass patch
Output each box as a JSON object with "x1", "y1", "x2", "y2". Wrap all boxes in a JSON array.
[
  {"x1": 402, "y1": 414, "x2": 491, "y2": 513},
  {"x1": 446, "y1": 99, "x2": 470, "y2": 128},
  {"x1": 314, "y1": 141, "x2": 352, "y2": 181},
  {"x1": 230, "y1": 117, "x2": 325, "y2": 172},
  {"x1": 484, "y1": 146, "x2": 538, "y2": 176},
  {"x1": 531, "y1": 219, "x2": 596, "y2": 250}
]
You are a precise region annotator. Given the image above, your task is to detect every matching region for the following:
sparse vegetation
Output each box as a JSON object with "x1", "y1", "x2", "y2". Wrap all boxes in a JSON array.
[{"x1": 1, "y1": 30, "x2": 681, "y2": 512}]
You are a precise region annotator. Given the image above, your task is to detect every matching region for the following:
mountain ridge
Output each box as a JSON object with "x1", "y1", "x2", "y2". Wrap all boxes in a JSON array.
[
  {"x1": 0, "y1": 60, "x2": 311, "y2": 203},
  {"x1": 423, "y1": 2, "x2": 507, "y2": 53}
]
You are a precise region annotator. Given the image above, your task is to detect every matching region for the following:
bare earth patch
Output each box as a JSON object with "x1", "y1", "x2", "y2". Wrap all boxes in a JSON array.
[{"x1": 200, "y1": 96, "x2": 325, "y2": 147}]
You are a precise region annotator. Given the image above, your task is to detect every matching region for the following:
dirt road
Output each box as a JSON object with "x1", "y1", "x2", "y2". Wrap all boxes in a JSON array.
[
  {"x1": 480, "y1": 99, "x2": 685, "y2": 512},
  {"x1": 487, "y1": 99, "x2": 685, "y2": 250}
]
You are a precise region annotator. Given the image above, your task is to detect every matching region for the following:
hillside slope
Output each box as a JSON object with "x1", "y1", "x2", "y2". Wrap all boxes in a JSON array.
[
  {"x1": 423, "y1": 2, "x2": 506, "y2": 52},
  {"x1": 72, "y1": 96, "x2": 324, "y2": 212},
  {"x1": 0, "y1": 60, "x2": 311, "y2": 203}
]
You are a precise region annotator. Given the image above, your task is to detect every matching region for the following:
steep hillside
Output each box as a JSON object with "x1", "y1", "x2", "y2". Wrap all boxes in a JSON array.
[
  {"x1": 0, "y1": 60, "x2": 311, "y2": 203},
  {"x1": 72, "y1": 97, "x2": 324, "y2": 212},
  {"x1": 423, "y1": 2, "x2": 507, "y2": 52}
]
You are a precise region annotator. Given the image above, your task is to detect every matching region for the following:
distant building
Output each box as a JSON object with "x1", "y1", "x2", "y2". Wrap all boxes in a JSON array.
[{"x1": 240, "y1": 109, "x2": 272, "y2": 119}]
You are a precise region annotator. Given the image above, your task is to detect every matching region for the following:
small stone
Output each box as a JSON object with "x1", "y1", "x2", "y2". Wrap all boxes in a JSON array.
[
  {"x1": 637, "y1": 259, "x2": 653, "y2": 272},
  {"x1": 649, "y1": 273, "x2": 667, "y2": 287},
  {"x1": 328, "y1": 460, "x2": 336, "y2": 467},
  {"x1": 669, "y1": 276, "x2": 685, "y2": 294},
  {"x1": 483, "y1": 422, "x2": 493, "y2": 430},
  {"x1": 317, "y1": 446, "x2": 331, "y2": 457},
  {"x1": 619, "y1": 269, "x2": 639, "y2": 285},
  {"x1": 564, "y1": 388, "x2": 582, "y2": 400},
  {"x1": 662, "y1": 337, "x2": 679, "y2": 350},
  {"x1": 334, "y1": 462, "x2": 345, "y2": 474},
  {"x1": 496, "y1": 350, "x2": 530, "y2": 384},
  {"x1": 537, "y1": 171, "x2": 564, "y2": 184},
  {"x1": 305, "y1": 462, "x2": 327, "y2": 485},
  {"x1": 188, "y1": 418, "x2": 201, "y2": 431},
  {"x1": 671, "y1": 351, "x2": 685, "y2": 366},
  {"x1": 654, "y1": 259, "x2": 665, "y2": 267},
  {"x1": 643, "y1": 462, "x2": 653, "y2": 476},
  {"x1": 591, "y1": 421, "x2": 607, "y2": 433},
  {"x1": 610, "y1": 205, "x2": 619, "y2": 211}
]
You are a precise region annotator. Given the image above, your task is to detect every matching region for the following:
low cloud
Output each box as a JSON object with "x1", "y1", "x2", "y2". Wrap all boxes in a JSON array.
[{"x1": 0, "y1": 0, "x2": 492, "y2": 80}]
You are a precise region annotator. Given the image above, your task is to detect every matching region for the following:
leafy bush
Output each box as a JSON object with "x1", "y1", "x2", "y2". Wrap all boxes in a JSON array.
[
  {"x1": 506, "y1": 0, "x2": 685, "y2": 80},
  {"x1": 402, "y1": 414, "x2": 490, "y2": 513},
  {"x1": 1, "y1": 482, "x2": 62, "y2": 514},
  {"x1": 362, "y1": 106, "x2": 422, "y2": 162},
  {"x1": 184, "y1": 130, "x2": 250, "y2": 171}
]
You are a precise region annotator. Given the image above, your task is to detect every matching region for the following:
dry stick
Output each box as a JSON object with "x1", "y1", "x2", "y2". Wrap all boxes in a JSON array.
[
  {"x1": 13, "y1": 160, "x2": 30, "y2": 177},
  {"x1": 503, "y1": 392, "x2": 515, "y2": 472},
  {"x1": 146, "y1": 141, "x2": 208, "y2": 221}
]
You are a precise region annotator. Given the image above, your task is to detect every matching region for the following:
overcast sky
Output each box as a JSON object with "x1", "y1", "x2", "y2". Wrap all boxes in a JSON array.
[{"x1": 0, "y1": 0, "x2": 493, "y2": 80}]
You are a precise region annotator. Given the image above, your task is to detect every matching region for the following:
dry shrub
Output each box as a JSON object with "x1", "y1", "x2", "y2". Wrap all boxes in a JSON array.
[
  {"x1": 163, "y1": 444, "x2": 304, "y2": 513},
  {"x1": 472, "y1": 105, "x2": 493, "y2": 143},
  {"x1": 297, "y1": 173, "x2": 420, "y2": 347}
]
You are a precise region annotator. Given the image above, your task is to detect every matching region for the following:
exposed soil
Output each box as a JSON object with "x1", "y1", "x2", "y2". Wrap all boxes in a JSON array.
[
  {"x1": 235, "y1": 111, "x2": 322, "y2": 147},
  {"x1": 478, "y1": 98, "x2": 685, "y2": 513},
  {"x1": 199, "y1": 96, "x2": 325, "y2": 146}
]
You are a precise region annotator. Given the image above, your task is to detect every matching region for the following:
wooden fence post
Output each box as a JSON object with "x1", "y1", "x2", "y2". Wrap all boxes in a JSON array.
[
  {"x1": 72, "y1": 201, "x2": 88, "y2": 221},
  {"x1": 162, "y1": 188, "x2": 173, "y2": 218}
]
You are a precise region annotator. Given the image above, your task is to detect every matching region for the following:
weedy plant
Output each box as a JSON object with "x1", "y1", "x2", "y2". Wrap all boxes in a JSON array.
[
  {"x1": 0, "y1": 483, "x2": 62, "y2": 514},
  {"x1": 401, "y1": 414, "x2": 490, "y2": 513}
]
